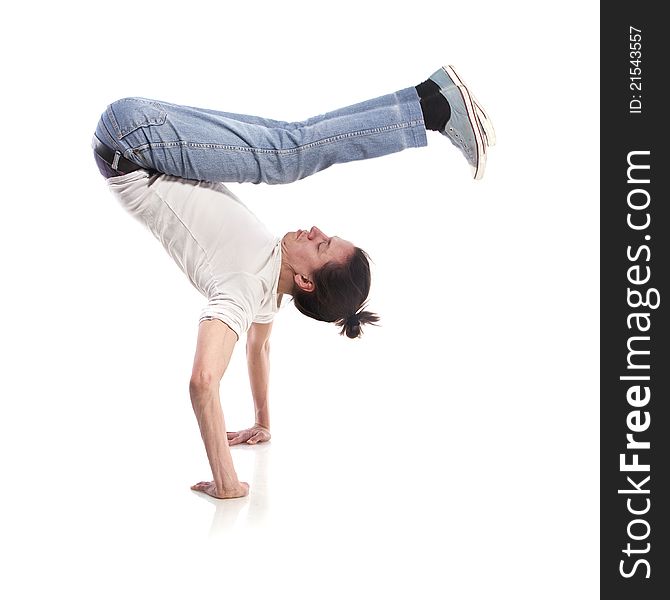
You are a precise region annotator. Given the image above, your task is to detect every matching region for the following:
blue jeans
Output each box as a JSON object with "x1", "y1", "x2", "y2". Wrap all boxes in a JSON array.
[{"x1": 94, "y1": 87, "x2": 427, "y2": 184}]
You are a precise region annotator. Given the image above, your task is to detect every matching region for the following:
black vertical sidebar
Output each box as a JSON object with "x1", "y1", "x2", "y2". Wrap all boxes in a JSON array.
[{"x1": 601, "y1": 4, "x2": 669, "y2": 598}]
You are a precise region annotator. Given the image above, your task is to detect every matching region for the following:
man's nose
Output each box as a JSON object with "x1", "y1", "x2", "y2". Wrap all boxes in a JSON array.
[{"x1": 308, "y1": 226, "x2": 326, "y2": 240}]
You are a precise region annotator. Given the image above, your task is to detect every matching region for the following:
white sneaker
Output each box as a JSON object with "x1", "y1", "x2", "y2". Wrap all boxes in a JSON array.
[{"x1": 428, "y1": 65, "x2": 494, "y2": 179}]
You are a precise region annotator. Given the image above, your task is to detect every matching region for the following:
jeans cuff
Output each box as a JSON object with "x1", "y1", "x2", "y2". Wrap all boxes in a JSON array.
[{"x1": 397, "y1": 86, "x2": 428, "y2": 148}]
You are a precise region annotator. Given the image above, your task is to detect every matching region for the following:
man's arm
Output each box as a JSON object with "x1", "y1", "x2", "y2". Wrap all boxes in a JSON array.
[
  {"x1": 189, "y1": 318, "x2": 249, "y2": 499},
  {"x1": 227, "y1": 321, "x2": 273, "y2": 445}
]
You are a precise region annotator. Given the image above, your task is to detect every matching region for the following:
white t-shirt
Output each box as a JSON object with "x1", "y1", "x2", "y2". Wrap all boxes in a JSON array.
[{"x1": 107, "y1": 170, "x2": 282, "y2": 339}]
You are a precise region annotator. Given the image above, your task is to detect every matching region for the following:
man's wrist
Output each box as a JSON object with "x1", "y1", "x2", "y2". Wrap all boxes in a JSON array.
[
  {"x1": 254, "y1": 422, "x2": 270, "y2": 431},
  {"x1": 214, "y1": 472, "x2": 240, "y2": 494}
]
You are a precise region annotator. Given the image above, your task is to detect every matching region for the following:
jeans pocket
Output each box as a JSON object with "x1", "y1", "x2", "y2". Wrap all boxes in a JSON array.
[{"x1": 107, "y1": 97, "x2": 167, "y2": 139}]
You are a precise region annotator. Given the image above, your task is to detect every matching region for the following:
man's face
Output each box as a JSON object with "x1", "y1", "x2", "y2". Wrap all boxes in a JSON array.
[{"x1": 281, "y1": 226, "x2": 355, "y2": 280}]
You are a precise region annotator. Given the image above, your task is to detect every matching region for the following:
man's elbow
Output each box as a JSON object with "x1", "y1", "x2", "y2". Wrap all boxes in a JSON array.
[{"x1": 189, "y1": 370, "x2": 219, "y2": 399}]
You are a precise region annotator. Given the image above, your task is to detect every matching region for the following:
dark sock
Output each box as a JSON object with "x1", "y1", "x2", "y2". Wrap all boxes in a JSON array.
[{"x1": 415, "y1": 79, "x2": 451, "y2": 131}]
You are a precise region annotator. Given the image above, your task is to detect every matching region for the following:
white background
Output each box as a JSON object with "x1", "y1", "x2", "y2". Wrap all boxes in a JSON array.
[{"x1": 0, "y1": 1, "x2": 599, "y2": 598}]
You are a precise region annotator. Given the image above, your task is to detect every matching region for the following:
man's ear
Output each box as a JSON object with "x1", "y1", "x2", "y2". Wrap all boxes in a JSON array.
[{"x1": 294, "y1": 273, "x2": 315, "y2": 293}]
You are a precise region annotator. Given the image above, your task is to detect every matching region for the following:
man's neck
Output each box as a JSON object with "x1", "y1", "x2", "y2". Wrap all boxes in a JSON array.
[{"x1": 277, "y1": 263, "x2": 294, "y2": 296}]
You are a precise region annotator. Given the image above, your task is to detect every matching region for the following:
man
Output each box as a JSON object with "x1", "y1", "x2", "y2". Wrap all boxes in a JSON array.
[{"x1": 94, "y1": 65, "x2": 494, "y2": 498}]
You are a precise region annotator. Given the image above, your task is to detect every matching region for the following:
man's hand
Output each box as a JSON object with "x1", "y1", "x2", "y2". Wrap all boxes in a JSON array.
[
  {"x1": 227, "y1": 424, "x2": 271, "y2": 446},
  {"x1": 191, "y1": 480, "x2": 250, "y2": 499}
]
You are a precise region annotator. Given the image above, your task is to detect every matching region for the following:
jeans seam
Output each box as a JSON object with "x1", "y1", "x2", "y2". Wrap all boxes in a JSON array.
[
  {"x1": 106, "y1": 106, "x2": 121, "y2": 140},
  {"x1": 132, "y1": 121, "x2": 424, "y2": 156}
]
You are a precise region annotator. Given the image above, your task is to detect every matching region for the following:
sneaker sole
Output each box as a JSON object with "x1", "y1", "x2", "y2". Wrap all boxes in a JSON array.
[
  {"x1": 473, "y1": 98, "x2": 496, "y2": 147},
  {"x1": 442, "y1": 66, "x2": 486, "y2": 180},
  {"x1": 444, "y1": 65, "x2": 496, "y2": 148}
]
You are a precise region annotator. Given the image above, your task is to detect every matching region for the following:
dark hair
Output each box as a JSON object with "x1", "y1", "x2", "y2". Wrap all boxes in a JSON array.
[{"x1": 292, "y1": 247, "x2": 380, "y2": 339}]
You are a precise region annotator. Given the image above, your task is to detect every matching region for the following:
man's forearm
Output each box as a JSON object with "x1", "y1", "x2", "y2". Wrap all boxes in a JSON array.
[
  {"x1": 190, "y1": 384, "x2": 240, "y2": 492},
  {"x1": 247, "y1": 345, "x2": 270, "y2": 429}
]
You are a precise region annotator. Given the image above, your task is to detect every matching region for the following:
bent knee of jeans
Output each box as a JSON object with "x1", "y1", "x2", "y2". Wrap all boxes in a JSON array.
[{"x1": 106, "y1": 97, "x2": 167, "y2": 140}]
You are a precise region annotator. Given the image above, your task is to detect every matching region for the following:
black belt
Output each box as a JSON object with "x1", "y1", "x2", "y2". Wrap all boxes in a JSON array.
[{"x1": 92, "y1": 136, "x2": 143, "y2": 173}]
